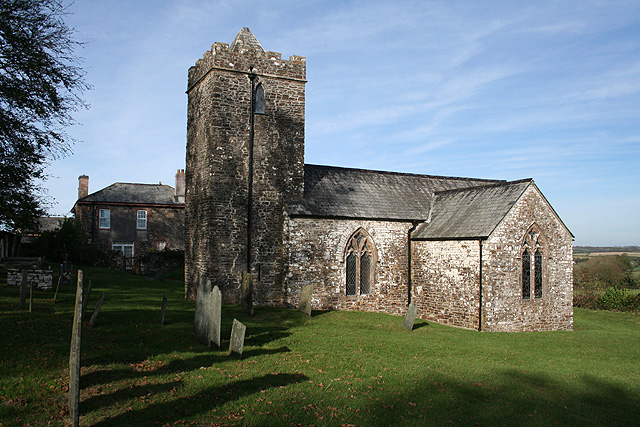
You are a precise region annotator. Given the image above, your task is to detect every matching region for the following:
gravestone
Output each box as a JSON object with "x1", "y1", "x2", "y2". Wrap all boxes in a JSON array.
[
  {"x1": 208, "y1": 286, "x2": 222, "y2": 349},
  {"x1": 88, "y1": 292, "x2": 104, "y2": 329},
  {"x1": 19, "y1": 269, "x2": 28, "y2": 308},
  {"x1": 241, "y1": 272, "x2": 254, "y2": 317},
  {"x1": 81, "y1": 280, "x2": 92, "y2": 317},
  {"x1": 403, "y1": 303, "x2": 418, "y2": 331},
  {"x1": 69, "y1": 270, "x2": 83, "y2": 427},
  {"x1": 194, "y1": 277, "x2": 212, "y2": 345},
  {"x1": 159, "y1": 293, "x2": 168, "y2": 325},
  {"x1": 298, "y1": 284, "x2": 313, "y2": 316},
  {"x1": 229, "y1": 318, "x2": 246, "y2": 359}
]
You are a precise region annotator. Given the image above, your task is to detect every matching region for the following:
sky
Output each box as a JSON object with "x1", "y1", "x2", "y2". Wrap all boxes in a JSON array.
[{"x1": 43, "y1": 0, "x2": 640, "y2": 246}]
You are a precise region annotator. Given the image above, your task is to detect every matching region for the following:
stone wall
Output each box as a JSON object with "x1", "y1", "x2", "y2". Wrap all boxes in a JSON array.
[
  {"x1": 481, "y1": 184, "x2": 573, "y2": 332},
  {"x1": 285, "y1": 217, "x2": 413, "y2": 316},
  {"x1": 7, "y1": 269, "x2": 53, "y2": 290},
  {"x1": 411, "y1": 240, "x2": 481, "y2": 329},
  {"x1": 185, "y1": 34, "x2": 306, "y2": 304}
]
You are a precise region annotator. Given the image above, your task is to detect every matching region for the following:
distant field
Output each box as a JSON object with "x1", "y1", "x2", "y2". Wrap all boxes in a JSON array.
[{"x1": 586, "y1": 252, "x2": 640, "y2": 257}]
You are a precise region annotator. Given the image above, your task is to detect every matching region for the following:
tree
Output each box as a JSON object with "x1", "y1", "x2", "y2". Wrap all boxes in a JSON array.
[{"x1": 0, "y1": 0, "x2": 88, "y2": 232}]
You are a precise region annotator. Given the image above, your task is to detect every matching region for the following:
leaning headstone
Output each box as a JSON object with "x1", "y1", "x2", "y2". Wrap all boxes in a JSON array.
[
  {"x1": 19, "y1": 269, "x2": 28, "y2": 308},
  {"x1": 88, "y1": 292, "x2": 105, "y2": 329},
  {"x1": 69, "y1": 270, "x2": 83, "y2": 427},
  {"x1": 208, "y1": 286, "x2": 222, "y2": 349},
  {"x1": 403, "y1": 303, "x2": 418, "y2": 331},
  {"x1": 241, "y1": 272, "x2": 254, "y2": 317},
  {"x1": 194, "y1": 277, "x2": 212, "y2": 345},
  {"x1": 81, "y1": 280, "x2": 92, "y2": 317},
  {"x1": 298, "y1": 284, "x2": 313, "y2": 316},
  {"x1": 159, "y1": 293, "x2": 168, "y2": 325},
  {"x1": 229, "y1": 318, "x2": 246, "y2": 359}
]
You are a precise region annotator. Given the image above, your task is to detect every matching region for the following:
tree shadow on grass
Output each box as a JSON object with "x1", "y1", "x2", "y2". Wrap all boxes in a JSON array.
[
  {"x1": 350, "y1": 369, "x2": 640, "y2": 426},
  {"x1": 86, "y1": 372, "x2": 308, "y2": 426},
  {"x1": 81, "y1": 346, "x2": 291, "y2": 389}
]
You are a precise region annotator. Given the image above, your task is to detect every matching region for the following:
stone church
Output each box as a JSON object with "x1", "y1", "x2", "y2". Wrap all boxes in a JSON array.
[{"x1": 185, "y1": 28, "x2": 574, "y2": 332}]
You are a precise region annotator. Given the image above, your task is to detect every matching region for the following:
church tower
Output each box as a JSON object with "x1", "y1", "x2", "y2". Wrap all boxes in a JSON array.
[{"x1": 185, "y1": 28, "x2": 306, "y2": 304}]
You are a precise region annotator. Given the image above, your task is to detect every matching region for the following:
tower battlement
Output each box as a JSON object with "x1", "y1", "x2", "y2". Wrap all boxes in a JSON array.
[{"x1": 187, "y1": 29, "x2": 306, "y2": 93}]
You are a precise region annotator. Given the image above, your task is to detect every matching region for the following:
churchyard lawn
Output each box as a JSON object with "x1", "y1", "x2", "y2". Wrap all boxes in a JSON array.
[{"x1": 1, "y1": 266, "x2": 639, "y2": 426}]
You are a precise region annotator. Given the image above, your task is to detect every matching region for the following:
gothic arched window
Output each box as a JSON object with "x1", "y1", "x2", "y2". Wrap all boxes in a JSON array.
[
  {"x1": 522, "y1": 227, "x2": 546, "y2": 300},
  {"x1": 345, "y1": 228, "x2": 377, "y2": 296}
]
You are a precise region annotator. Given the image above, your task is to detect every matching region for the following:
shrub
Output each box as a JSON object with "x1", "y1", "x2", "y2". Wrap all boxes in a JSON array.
[{"x1": 597, "y1": 287, "x2": 629, "y2": 311}]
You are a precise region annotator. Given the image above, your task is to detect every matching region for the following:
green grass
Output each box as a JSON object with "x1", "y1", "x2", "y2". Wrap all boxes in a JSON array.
[{"x1": 1, "y1": 267, "x2": 640, "y2": 426}]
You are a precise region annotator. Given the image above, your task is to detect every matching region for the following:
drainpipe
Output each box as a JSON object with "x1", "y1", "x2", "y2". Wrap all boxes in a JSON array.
[
  {"x1": 478, "y1": 239, "x2": 483, "y2": 331},
  {"x1": 407, "y1": 222, "x2": 419, "y2": 306}
]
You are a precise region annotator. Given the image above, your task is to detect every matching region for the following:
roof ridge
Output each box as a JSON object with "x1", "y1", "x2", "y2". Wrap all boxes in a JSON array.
[
  {"x1": 304, "y1": 163, "x2": 501, "y2": 183},
  {"x1": 433, "y1": 178, "x2": 532, "y2": 196}
]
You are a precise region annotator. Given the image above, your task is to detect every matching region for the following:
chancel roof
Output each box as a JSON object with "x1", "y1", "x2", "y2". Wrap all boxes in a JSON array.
[
  {"x1": 412, "y1": 179, "x2": 532, "y2": 240},
  {"x1": 286, "y1": 164, "x2": 503, "y2": 221},
  {"x1": 77, "y1": 183, "x2": 181, "y2": 206}
]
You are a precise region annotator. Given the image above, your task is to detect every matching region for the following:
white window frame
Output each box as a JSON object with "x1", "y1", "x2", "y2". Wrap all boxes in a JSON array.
[
  {"x1": 99, "y1": 209, "x2": 110, "y2": 229},
  {"x1": 112, "y1": 242, "x2": 134, "y2": 258},
  {"x1": 137, "y1": 209, "x2": 148, "y2": 230}
]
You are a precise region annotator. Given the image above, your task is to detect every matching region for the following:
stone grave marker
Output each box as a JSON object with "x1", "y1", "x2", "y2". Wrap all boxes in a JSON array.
[
  {"x1": 159, "y1": 293, "x2": 168, "y2": 325},
  {"x1": 88, "y1": 292, "x2": 104, "y2": 329},
  {"x1": 241, "y1": 272, "x2": 254, "y2": 317},
  {"x1": 298, "y1": 284, "x2": 313, "y2": 316},
  {"x1": 229, "y1": 318, "x2": 246, "y2": 359},
  {"x1": 19, "y1": 269, "x2": 28, "y2": 308},
  {"x1": 194, "y1": 277, "x2": 212, "y2": 345},
  {"x1": 81, "y1": 280, "x2": 92, "y2": 317},
  {"x1": 69, "y1": 270, "x2": 83, "y2": 427},
  {"x1": 208, "y1": 286, "x2": 222, "y2": 349},
  {"x1": 403, "y1": 303, "x2": 418, "y2": 331}
]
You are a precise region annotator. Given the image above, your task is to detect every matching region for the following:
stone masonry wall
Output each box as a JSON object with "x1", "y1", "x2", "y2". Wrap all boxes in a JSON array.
[
  {"x1": 411, "y1": 240, "x2": 481, "y2": 329},
  {"x1": 285, "y1": 217, "x2": 413, "y2": 316},
  {"x1": 481, "y1": 184, "x2": 573, "y2": 332},
  {"x1": 185, "y1": 35, "x2": 306, "y2": 304},
  {"x1": 7, "y1": 269, "x2": 53, "y2": 290}
]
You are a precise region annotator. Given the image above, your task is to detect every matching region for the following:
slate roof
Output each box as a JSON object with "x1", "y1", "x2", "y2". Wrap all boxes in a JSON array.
[
  {"x1": 286, "y1": 164, "x2": 504, "y2": 221},
  {"x1": 412, "y1": 179, "x2": 532, "y2": 240},
  {"x1": 76, "y1": 183, "x2": 182, "y2": 206}
]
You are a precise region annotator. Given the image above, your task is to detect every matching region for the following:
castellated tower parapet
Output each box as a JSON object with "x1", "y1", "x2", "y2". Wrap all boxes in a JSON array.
[{"x1": 185, "y1": 28, "x2": 306, "y2": 305}]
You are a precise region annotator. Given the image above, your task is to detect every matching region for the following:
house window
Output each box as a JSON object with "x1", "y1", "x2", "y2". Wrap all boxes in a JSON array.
[
  {"x1": 344, "y1": 228, "x2": 377, "y2": 296},
  {"x1": 99, "y1": 209, "x2": 110, "y2": 229},
  {"x1": 137, "y1": 210, "x2": 147, "y2": 229},
  {"x1": 112, "y1": 242, "x2": 135, "y2": 270},
  {"x1": 522, "y1": 227, "x2": 545, "y2": 300}
]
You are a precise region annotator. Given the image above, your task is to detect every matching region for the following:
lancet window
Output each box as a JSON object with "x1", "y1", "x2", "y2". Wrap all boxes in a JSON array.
[
  {"x1": 522, "y1": 227, "x2": 545, "y2": 300},
  {"x1": 345, "y1": 228, "x2": 377, "y2": 296}
]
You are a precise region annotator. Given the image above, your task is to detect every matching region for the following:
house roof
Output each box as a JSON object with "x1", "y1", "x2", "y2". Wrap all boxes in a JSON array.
[
  {"x1": 412, "y1": 179, "x2": 532, "y2": 240},
  {"x1": 75, "y1": 183, "x2": 182, "y2": 206},
  {"x1": 286, "y1": 164, "x2": 504, "y2": 221}
]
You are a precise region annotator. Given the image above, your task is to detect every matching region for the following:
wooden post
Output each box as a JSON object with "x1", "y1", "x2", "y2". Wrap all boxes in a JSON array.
[{"x1": 69, "y1": 270, "x2": 83, "y2": 427}]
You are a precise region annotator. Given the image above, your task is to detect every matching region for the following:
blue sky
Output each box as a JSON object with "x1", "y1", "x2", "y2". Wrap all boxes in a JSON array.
[{"x1": 45, "y1": 0, "x2": 639, "y2": 246}]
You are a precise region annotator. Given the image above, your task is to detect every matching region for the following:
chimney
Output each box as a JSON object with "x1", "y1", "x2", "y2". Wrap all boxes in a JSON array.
[
  {"x1": 175, "y1": 169, "x2": 185, "y2": 203},
  {"x1": 78, "y1": 175, "x2": 89, "y2": 199}
]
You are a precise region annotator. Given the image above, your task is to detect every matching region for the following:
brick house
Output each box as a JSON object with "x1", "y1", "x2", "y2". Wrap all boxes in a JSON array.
[
  {"x1": 185, "y1": 28, "x2": 573, "y2": 332},
  {"x1": 72, "y1": 171, "x2": 185, "y2": 266}
]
